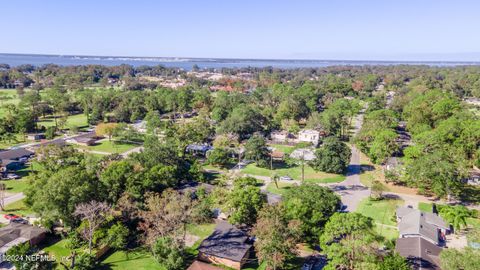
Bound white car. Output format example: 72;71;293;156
280;176;293;181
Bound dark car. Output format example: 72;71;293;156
11;218;28;224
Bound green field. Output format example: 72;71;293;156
0;199;34;216
37;113;89;130
418;202;433;212
0;179;29;193
0;89;20;116
269;143;295;154
356;198;403;226
186;223;216;239
43;239;72;263
266;182;296;195
101;250;165;270
78;140;138;154
241;163;345;183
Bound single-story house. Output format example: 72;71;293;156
395;237;442;270
198;221;252;270
0;223;48;263
289;148;316;161
187;260;224;270
0;148;34;172
186;144;213;157
397;207;449;245
26;133;45;141
68;131;100;146
270;150;285;161
297;129;321;146
270;130;295;143
384;157;403;172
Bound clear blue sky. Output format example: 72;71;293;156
2;0;480;61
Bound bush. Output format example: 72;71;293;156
152;237;184;270
45;126;56;139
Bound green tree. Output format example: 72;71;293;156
253;204;299;270
438;205;470;232
152;237;184;270
228;185;266;226
311;137;351;174
283;184;340;243
320;213;380;270
104;222;129;250
206;147;231;168
378;253;410;270
244;135;271;168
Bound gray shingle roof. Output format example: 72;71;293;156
397;207;448;244
198;221;251;262
0;223;47;248
396;237;442;270
0;148;33;161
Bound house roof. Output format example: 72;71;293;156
395;237;442;270
198;221;251;262
175;182;215;194
0;148;34;161
289;148;316;161
186;144;212;152
270;151;285;159
187;260;223;270
0;223;47;248
397;207;448;244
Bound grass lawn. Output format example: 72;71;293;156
0;89;20;116
418;202;433;213
37;114;89;130
374;224;399;241
186;223;216;239
266;182;296;195
0;199;34;216
42;238;72;264
356;198;403;226
242;163;345;183
82;140;138;154
269;144;295;154
0;179;29;193
101;249;165;270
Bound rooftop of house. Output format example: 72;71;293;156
298;129;320;135
186;144;213;152
0;148;34;161
198;221;251;263
397;207;448;244
0;223;47;249
289;148;316;161
175;182;215;195
395;237;442;270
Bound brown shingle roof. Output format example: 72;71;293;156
187;260;223;270
395;237;442;270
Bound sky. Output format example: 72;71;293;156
2;0;480;61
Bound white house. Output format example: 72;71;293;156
297;129;320;146
270;130;295;143
289;148;316;161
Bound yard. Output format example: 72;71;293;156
0;199;34;216
0;178;29;193
241;163;345;183
266;182;296;195
77;140;139;154
101;249;166;270
36;113;89;130
356;198;403;226
269;143;295;154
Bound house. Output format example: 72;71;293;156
395;237;442;270
396;207;449;245
0;148;34;172
198;221;252;270
0;223;48;263
68;131;100;146
297;129;321;146
289;148;316;161
384;157;403;172
26;133;45;141
270;130;295;143
186;144;213;157
270;150;285;161
131;120;147;134
465;168;480;186
176;182;215;198
187;260;223;270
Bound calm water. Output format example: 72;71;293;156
1;53;479;70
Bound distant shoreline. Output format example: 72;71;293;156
1;53;480;69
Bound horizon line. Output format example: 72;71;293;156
2;52;480;64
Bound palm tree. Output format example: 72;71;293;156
439;205;470;232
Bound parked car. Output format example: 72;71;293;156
6;173;20;180
280;175;293;181
11;218;28;224
4;214;20;220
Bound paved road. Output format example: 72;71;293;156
4;192;25;206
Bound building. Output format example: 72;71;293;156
67;131;100;146
26;133;45;141
270;130;295;144
289;148;316;161
0;148;34;172
297;129;321;146
396;207;449;245
0;223;48;263
187;260;223;270
465;168;480;186
395;237;442;270
186;144;213;157
198;221;252;270
270;150;285;161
